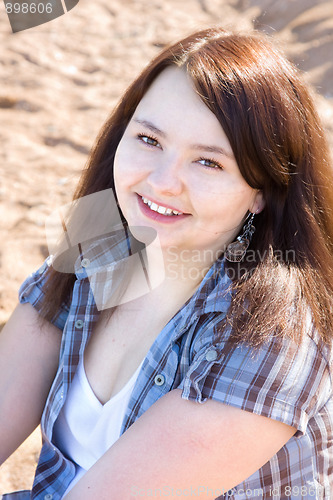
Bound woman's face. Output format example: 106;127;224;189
114;67;264;260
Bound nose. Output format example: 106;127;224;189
147;154;184;197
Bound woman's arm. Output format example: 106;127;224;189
64;388;296;499
0;302;62;465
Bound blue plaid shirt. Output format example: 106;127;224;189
11;233;333;499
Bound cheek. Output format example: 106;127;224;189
114;143;149;188
192;183;256;232
114;151;135;194
114;142;131;178
188;167;253;197
192;180;255;210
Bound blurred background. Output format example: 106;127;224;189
1;0;333;493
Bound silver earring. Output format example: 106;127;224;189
225;212;256;263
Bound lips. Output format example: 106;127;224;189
141;196;184;216
137;194;190;223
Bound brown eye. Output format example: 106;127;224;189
139;135;160;147
198;158;223;170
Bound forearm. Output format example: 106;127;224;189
0;303;62;465
0;365;47;465
63;390;296;499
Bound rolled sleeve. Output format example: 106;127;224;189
180;322;331;436
19;256;69;330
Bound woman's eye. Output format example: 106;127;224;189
198;158;223;170
138;134;160;147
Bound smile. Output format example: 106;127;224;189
141;196;184;216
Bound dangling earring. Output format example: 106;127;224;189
225;212;256;263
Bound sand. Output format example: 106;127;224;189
1;0;332;493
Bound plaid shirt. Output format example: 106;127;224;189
12;233;333;500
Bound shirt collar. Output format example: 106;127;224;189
74;228;144;279
74;232;233;320
176;257;232;321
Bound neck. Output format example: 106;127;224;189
110;232;222;310
144;243;220;298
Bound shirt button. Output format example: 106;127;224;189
44;494;53;500
38;262;47;274
154;374;165;386
205;349;218;362
75;319;84;329
81;258;90;268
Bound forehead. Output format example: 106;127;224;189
132;66;231;150
135;66;209;115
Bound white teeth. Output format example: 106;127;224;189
141;196;183;216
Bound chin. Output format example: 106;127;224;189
127;225;160;245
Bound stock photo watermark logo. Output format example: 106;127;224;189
4;0;79;33
45;189;165;311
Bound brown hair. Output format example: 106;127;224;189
40;27;333;345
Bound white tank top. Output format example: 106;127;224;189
52;356;143;497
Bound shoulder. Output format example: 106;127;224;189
181;311;332;435
19;256;70;330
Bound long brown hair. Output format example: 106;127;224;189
40;27;333;345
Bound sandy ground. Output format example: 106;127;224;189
1;0;333;493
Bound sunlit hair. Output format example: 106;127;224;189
41;27;333;345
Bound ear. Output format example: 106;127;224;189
250;190;265;214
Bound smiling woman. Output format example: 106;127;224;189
1;27;333;500
113;66;263;259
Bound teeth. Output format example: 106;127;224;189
141;196;183;216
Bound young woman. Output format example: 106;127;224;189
1;27;332;500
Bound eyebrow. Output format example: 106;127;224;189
133;118;235;160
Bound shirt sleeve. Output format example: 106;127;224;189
18;256;70;330
180;319;332;437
